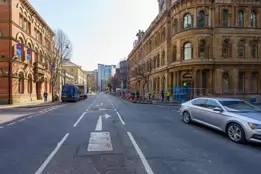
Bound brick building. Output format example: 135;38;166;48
0;0;55;104
128;0;261;100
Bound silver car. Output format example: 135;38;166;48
180;98;261;144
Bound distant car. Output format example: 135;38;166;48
180;98;261;144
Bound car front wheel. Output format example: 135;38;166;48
227;123;246;144
183;112;191;124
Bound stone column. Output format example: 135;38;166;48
177;71;180;87
194;8;197;28
215;69;222;94
173;71;176;89
208;8;212;27
165;72;168;91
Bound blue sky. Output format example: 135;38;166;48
29;0;158;71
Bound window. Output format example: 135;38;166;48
222;39;232;58
250;12;257;28
252;72;258;93
193;99;207;107
222;9;228;27
19;15;23;28
223;72;230;93
238;11;244;27
184;14;192;30
199;40;207;58
252;40;258;59
198;11;205;28
23;19;27;31
239;72;246;92
173;19;178;33
219;100;261;112
0;30;3;37
172;45;177;62
18;72;24;94
206;100;221;109
238;40;245;58
184;42;193;60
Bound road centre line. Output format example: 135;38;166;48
127;132;154;174
73;112;86;127
35;133;69;174
116;112;125;125
108;99;115;108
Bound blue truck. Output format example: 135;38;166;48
61;85;81;102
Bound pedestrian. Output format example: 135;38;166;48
56;91;60;101
148;91;151;100
43;91;48;103
152;91;155;100
167;89;171;103
161;89;164;102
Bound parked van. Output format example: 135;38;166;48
61;85;81;102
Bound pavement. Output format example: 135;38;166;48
0;93;261;174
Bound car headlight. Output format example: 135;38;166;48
248;123;261;129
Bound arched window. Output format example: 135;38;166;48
250;12;257;28
222;39;232;58
172;45;177;62
252;40;258;59
222;9;228;27
223;72;230;93
199;40;207;58
157;54;160;68
238;11;244;27
238;40;245;58
198;11;205;28
18;72;24;94
184;14;192;30
161;51;165;66
239;72;246;92
184;42;193;60
28;74;32;93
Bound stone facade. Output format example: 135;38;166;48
128;0;261;100
0;0;55;104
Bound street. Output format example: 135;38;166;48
0;94;261;174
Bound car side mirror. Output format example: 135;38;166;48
213;107;223;112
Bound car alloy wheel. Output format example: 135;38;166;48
183;112;191;124
227;123;246;144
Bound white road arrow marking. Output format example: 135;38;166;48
95;114;111;131
101;102;103;106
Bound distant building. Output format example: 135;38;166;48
98;64;116;90
62;60;87;86
86;70;98;92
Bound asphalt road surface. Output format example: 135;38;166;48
0;93;261;174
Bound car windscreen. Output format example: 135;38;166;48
219;100;261;112
62;86;74;94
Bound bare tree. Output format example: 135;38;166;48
48;29;72;101
119;59;128;89
108;74;121;92
132;57;153;101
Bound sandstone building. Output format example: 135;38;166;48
128;0;261;99
0;0;55;104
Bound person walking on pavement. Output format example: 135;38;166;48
43;91;48;103
161;89;164;102
167;89;171;103
152;91;155;100
148;91;151;100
